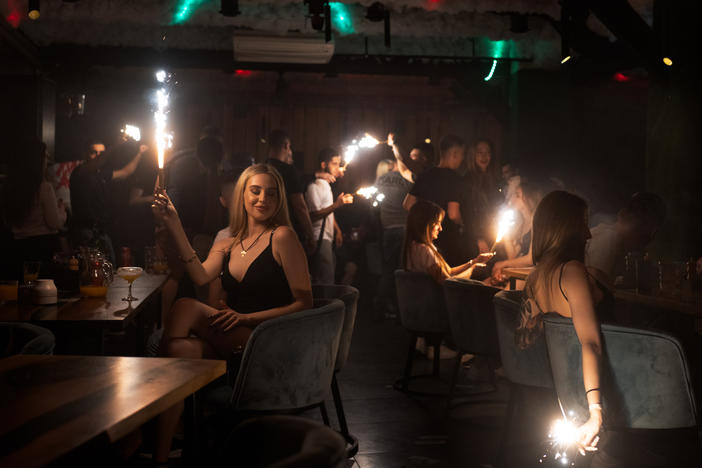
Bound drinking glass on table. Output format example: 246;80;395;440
117;266;143;301
23;261;41;284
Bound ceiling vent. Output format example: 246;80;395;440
233;34;334;64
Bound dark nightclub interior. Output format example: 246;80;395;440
0;1;700;467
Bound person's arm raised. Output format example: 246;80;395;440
402;193;417;212
562;260;603;455
113;145;148;181
152;189;225;286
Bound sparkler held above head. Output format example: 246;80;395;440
121;124;141;142
153;69;173;188
343;132;386;166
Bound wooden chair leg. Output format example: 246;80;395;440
319;401;330;426
402;334;417;391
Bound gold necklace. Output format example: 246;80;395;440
240;229;268;257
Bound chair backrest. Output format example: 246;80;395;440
231;299;345;412
312;284;360;372
493;290;553;389
543;313;698;429
443;278;501;357
394;270;449;334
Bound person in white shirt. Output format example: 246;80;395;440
305;148;353;284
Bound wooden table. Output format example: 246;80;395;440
0;274;167;353
0;354;225;468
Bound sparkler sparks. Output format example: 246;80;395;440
356;186;385;207
343;133;384;165
121;124;141;142
490;208;517;252
153;70;173;187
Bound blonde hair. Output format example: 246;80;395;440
227;164;291;244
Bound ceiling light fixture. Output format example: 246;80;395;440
28;0;40;20
662;57;673;66
484;60;498;81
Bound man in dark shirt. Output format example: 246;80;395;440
403;134;466;265
70;139;147;262
265;129;315;253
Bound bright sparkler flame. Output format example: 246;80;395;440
153;71;172;170
549;418;577;448
356;186;378;199
358;133;380;148
122;124;141;141
494;208;516;244
344;144;359;165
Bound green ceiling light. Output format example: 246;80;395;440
483;40;507;81
330;2;355;35
484;60;498;81
172;0;205;24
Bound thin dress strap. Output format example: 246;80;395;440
558;263;568;301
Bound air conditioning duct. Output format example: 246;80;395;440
233;34;334;64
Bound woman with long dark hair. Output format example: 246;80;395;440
2;137;66;276
516;191;612;457
463;139;503;254
403;200;493;283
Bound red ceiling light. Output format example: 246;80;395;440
7;10;21;28
234;69;252;77
613;72;632;82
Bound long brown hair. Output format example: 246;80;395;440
516;190;589;348
226;164;291;244
402;200;451;277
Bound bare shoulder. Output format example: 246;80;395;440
560;260;592;298
272;226;300;246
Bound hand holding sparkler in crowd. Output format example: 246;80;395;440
356;185;387;207
334;192;354;208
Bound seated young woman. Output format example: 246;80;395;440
515;190;611;459
404;199;494;283
151;163;312;466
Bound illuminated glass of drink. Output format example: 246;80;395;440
117;266;143;301
23;261;41;284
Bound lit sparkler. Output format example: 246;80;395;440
356;185;385;207
540;400;584;466
343;133;386;166
490;208;516;252
121;124;141;142
153;70;173;188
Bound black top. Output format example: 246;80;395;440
266;158;304;235
220;229;294;314
409;166;465;264
69;164;112;231
558;264;615;323
409;167;463;213
376;171;413;229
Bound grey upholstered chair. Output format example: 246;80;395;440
443;278;501;405
0;322;55;356
543;313;698;429
207;299;345;425
394;270;450;393
312;284;360;455
493;290;555;465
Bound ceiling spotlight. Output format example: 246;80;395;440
220;0;240;17
662;57;673;66
366;2;386;22
28;0;40;20
560;55;572;64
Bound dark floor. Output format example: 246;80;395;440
310;297;563;468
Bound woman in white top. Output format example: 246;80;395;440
403;199;493;283
2;138;66;276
